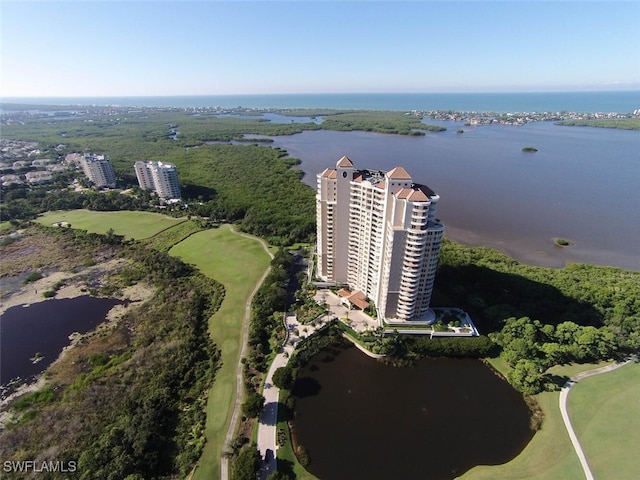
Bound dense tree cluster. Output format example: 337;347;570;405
319;111;446;135
490;316;619;394
435;240;640;348
182;145;316;245
246;248;295;373
0;186;157;221
433;240;640;394
491;317;617;367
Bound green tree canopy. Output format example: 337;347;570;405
241;392;265;418
231;445;261;480
272;366;294;390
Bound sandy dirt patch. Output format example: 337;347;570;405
0;259;126;316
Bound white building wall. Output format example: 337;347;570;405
134;161;181;199
134;161;155;190
317;157;444;322
316;171;336;280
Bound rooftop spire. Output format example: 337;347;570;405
336;155;354;168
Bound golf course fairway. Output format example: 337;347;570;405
169;225;271;479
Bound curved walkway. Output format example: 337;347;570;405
257;314;299;479
221;227;273;480
257;311;334;479
559;359;632;480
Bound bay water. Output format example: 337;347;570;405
269;121;639;270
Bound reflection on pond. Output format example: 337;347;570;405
292;343;534;480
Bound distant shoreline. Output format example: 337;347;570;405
1;90;638;114
2;101;638;130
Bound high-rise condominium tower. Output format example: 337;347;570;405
316;156;444;323
134;161;181;200
81;154;116;188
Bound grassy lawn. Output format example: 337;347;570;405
35;209;185;239
568;362;640;480
458;359;616;480
169;225;271;480
0;221;14;233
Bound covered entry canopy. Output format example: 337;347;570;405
337;288;369;310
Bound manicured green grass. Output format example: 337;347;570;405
459;360;614;480
169;225;271;480
35;209;185;239
568;362;640;480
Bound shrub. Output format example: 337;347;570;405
23;271;43;284
296;445;311;467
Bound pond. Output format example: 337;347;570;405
292;343;534;480
0;296;123;395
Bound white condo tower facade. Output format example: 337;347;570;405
134;161;181;200
316;156;444;323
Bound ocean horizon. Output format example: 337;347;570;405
2;91;639;114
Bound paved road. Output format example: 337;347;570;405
255;289;378;477
559;359;633;480
256;314;297;479
256;311;334;479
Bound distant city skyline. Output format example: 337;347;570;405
1;1;639;98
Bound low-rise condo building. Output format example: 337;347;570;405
134;161;181;200
316;156;444;323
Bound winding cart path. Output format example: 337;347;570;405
559;359;632;480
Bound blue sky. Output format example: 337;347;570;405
1;1;639;97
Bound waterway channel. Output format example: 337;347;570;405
292;343;534;480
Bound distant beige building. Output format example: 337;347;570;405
316;156;444;323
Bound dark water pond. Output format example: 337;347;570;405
0;296;122;388
292;344;534;480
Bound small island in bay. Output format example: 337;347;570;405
553;237;574;247
522;146;538;152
